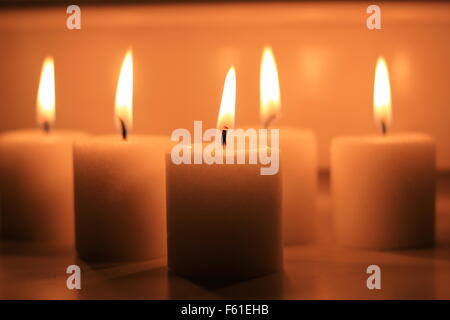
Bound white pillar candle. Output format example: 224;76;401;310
166;146;282;280
0;130;84;247
331;57;436;249
0;57;84;248
166;67;282;280
74;49;168;262
74;135;168;262
260;47;317;245
331;134;435;249
279;127;317;245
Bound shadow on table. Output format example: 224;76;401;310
71;256;169;299
72;253;287;299
393;244;450;263
167;271;286;300
0;240;72;257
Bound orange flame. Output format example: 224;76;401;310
260;46;280;128
115;49;133;136
373;56;392;134
36;57;55;131
217;67;236;130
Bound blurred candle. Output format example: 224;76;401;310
260;46;317;245
331;57;435;249
166;67;282;280
0;57;85;248
74;49;168;262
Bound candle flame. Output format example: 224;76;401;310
115;49;133;135
217;66;236;130
260;46;280;128
373;56;392;134
36;57;55;131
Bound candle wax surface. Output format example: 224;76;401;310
242;125;318;245
74;134;169;262
278;127;317;245
331;132;436;250
166;142;283;280
0;129;85;248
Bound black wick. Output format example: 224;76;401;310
221;126;228;145
42;121;50;134
119;118;128;140
381;120;387;136
263;113;277;129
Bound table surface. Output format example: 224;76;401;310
1;173;449;300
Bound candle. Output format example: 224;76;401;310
166;67;282;280
260;46;317;245
0;57;84;248
331;57;436;249
74;49;168;262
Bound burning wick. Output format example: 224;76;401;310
221;126;228;145
380;121;388;136
119;118;127;140
263;114;277;129
42;121;51;134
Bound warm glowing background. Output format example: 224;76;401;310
0;2;449;170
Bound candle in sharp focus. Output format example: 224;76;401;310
166;67;282;280
331;57;436;249
260;46;317;245
0;57;85;248
74;49;168;262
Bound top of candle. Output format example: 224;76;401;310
333;133;434;146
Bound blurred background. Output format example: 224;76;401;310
0;1;449;170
